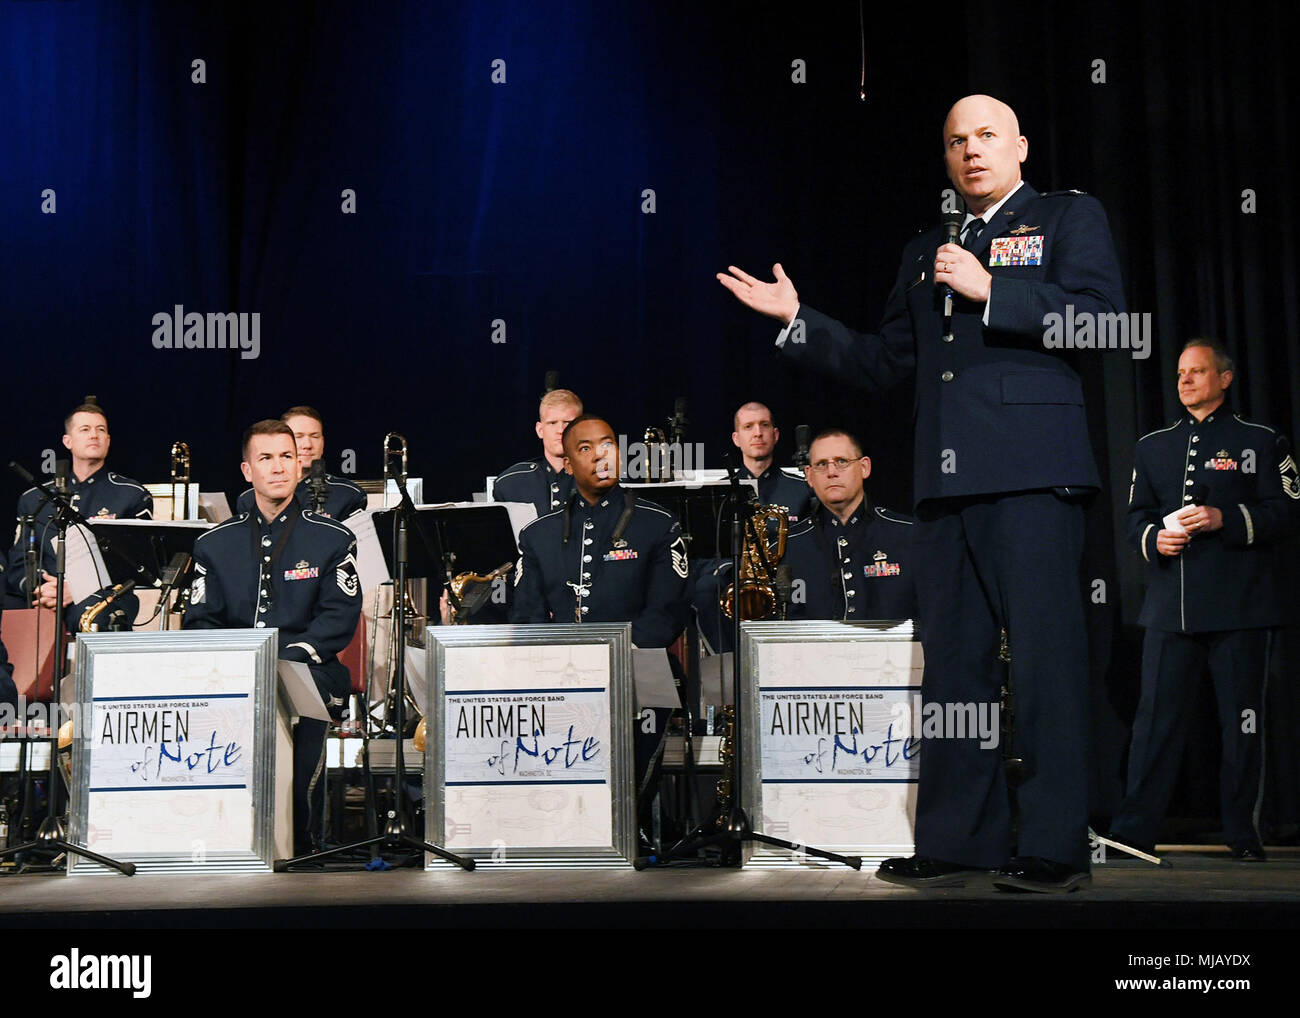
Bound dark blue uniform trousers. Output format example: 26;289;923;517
1111;627;1269;850
912;491;1089;871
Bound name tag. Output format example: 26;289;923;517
989;235;1044;267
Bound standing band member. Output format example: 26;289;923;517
1107;340;1298;862
492;389;583;516
235;406;366;521
186;420;363;855
720;94;1126;892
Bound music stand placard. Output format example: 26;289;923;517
424;624;635;869
740;621;923;866
67;630;290;874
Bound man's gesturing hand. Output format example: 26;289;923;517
935;244;992;303
717;263;799;325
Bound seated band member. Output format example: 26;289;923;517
235;406;366;521
8;400;151;630
492;389;582;516
186;420;363;854
732;401;812;520
783;429;916;622
510;415;691;844
694;401;814;652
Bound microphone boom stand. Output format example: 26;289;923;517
275;461;473;872
0;467;135;875
639;457;860;870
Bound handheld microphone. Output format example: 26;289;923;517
940;210;964;340
794;425;812;469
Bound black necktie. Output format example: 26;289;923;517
963;217;986;250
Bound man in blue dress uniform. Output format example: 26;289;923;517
511;415;691;842
491;389;583;517
719;94;1126;891
1107;340;1298;862
186;420;363;854
8;400;151;631
234;406;366;521
783;430;916;623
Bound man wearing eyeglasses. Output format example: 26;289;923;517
185;420;363;855
782;430;916;623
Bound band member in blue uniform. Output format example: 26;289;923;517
1107;341;1298;862
694;401;814;652
491;389;582;516
8;400;151;631
186;420;363;854
783;430;916;622
511;415;691;842
720;95;1126;892
732;401;813;521
234;406;366;521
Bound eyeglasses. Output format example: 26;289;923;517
809;458;858;474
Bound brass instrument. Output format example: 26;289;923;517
714;501;789;830
720;505;790;621
79;582;134;632
447;561;514;624
384;431;408;504
170;441;191;520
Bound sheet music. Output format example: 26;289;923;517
60;523;112;602
343;510;391;590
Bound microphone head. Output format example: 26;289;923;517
941;210;964;242
794;424;812;467
673;396;689;423
54;459;71;492
543;370;559;394
310;459;326;480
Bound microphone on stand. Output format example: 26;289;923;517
542;370;560;397
308;459;328;514
794;425;812;469
54;459;71;497
775;565;793;620
939;210;964;342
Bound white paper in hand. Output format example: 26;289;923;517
1162;508;1189;535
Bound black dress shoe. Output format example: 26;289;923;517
1229;843;1267;862
876;855;989;888
992;855;1091;893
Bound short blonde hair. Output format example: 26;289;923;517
539;389;582;418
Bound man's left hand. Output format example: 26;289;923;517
935;243;992;303
1176;504;1223;535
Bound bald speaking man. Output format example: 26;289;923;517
719;95;1126;892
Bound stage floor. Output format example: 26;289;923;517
2;847;1298;928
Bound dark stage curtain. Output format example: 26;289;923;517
2;0;1296;839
